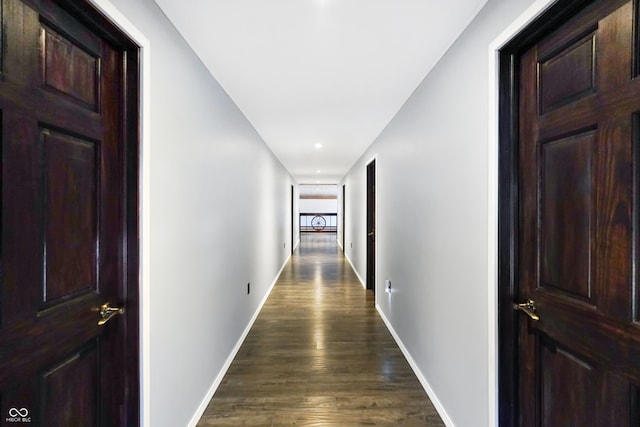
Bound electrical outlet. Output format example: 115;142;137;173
385;280;392;293
247;282;250;295
350;242;353;248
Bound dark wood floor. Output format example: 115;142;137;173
197;233;445;426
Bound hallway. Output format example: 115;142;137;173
197;233;445;426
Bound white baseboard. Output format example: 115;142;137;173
376;304;455;427
337;238;343;251
186;253;292;427
293;238;300;251
344;252;365;289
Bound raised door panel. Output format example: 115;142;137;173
43;129;98;304
540;341;595;427
41;25;100;110
540;131;594;303
41;341;99;426
539;32;596;114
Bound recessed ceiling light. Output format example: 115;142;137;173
316;170;321;174
315;143;323;149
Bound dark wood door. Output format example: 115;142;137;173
0;0;139;425
366;160;375;292
291;184;295;254
342;184;346;251
517;0;640;425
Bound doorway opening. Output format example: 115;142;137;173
342;184;346;251
298;184;338;233
366;159;376;293
291;184;295;253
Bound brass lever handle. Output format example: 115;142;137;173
513;299;539;321
97;303;125;326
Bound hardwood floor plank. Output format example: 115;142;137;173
197;233;445;426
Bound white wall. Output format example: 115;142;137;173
339;0;537;425
299;198;337;213
103;1;297;426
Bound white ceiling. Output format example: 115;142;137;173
153;0;487;184
299;184;338;198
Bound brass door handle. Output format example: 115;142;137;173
97;303;125;326
513;299;539;321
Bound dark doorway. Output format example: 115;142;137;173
291;184;295;254
366;160;376;293
342;184;346;251
0;0;140;424
499;0;640;425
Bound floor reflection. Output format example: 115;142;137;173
197;232;445;426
